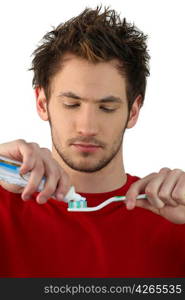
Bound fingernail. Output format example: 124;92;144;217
22;195;30;201
19;167;26;175
38;196;47;204
126;202;134;210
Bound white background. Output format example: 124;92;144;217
0;0;184;177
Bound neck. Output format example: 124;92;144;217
52;147;126;193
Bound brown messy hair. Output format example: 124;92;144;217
30;6;150;110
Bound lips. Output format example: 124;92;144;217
73;143;100;147
71;143;101;153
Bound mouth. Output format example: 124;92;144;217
71;143;102;153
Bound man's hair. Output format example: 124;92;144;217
30;6;150;110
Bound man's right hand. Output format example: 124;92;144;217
0;139;71;204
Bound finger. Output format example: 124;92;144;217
36;160;63;203
0;139;36;173
158;168;182;206
40;150;71;202
144;170;171;209
125;173;157;209
19;155;36;175
55;171;71;202
0;139;27;160
54;178;65;201
171;172;185;205
19;142;40;174
21;160;45;200
36;181;59;204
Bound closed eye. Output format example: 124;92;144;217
63;103;117;112
63;103;80;108
100;106;117;112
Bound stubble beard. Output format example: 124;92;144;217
47;109;129;173
52;132;124;173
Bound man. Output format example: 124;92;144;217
0;6;185;277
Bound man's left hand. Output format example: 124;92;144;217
125;168;185;224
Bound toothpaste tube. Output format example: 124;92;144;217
0;155;45;191
0;156;86;202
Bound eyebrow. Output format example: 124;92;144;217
57;91;123;103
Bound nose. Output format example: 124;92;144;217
76;104;99;136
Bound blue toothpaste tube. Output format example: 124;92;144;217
0;155;45;191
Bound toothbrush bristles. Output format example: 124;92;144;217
68;200;87;209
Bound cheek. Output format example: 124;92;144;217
51;112;74;139
105;121;124;141
110;113;127;132
49;105;68;126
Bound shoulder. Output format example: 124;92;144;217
126;173;140;185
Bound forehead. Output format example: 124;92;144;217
51;53;127;100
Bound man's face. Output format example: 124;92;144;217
46;54;129;173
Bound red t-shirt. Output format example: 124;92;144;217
0;173;185;278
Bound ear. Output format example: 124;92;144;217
35;87;49;121
126;95;142;129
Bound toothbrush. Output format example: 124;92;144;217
67;194;147;212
